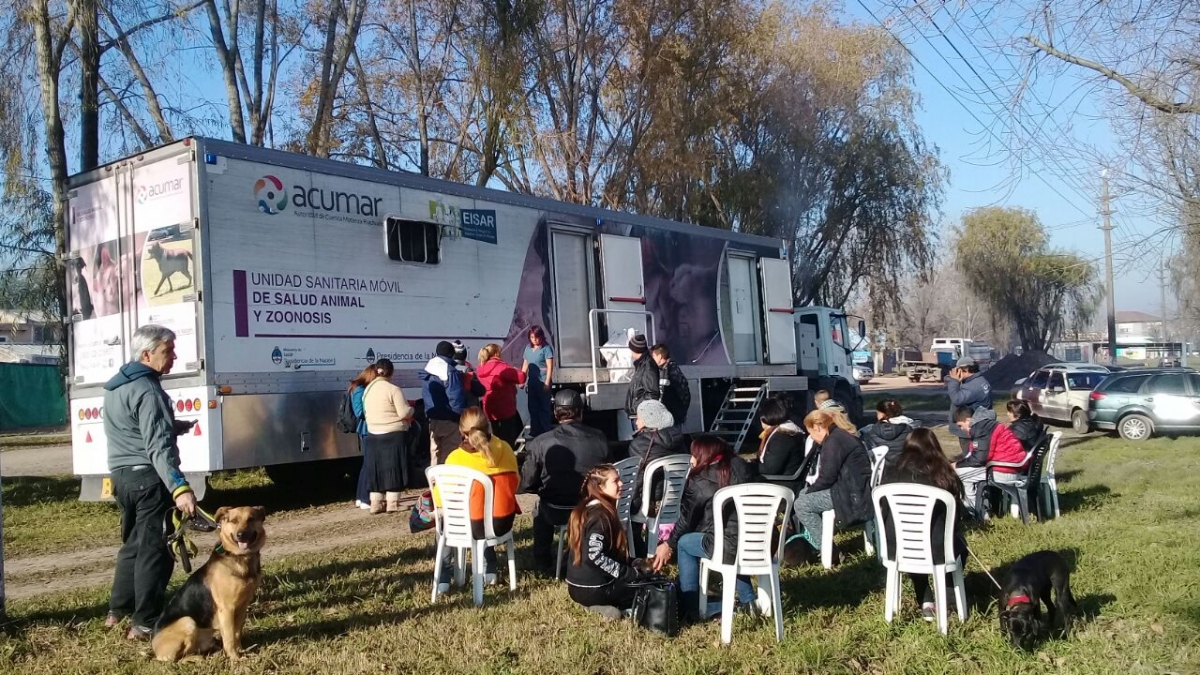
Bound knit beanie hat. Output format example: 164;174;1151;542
637;399;675;430
451;340;468;362
628;333;649;354
435;341;455;358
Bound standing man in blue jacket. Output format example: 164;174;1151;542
946;357;993;446
421;340;485;464
103;325;197;640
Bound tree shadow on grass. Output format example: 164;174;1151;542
1056;484;1115;515
1;475;81;507
1054;469;1081;484
781;552;887;613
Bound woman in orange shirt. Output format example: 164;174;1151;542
436;407;519;592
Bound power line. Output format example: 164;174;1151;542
894;3;1100;217
850;0;1096;219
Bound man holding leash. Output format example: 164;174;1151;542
103;325;197;640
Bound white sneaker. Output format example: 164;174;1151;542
358;502;370;510
354;500;364;507
436;582;450;596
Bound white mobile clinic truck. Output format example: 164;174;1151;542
66;138;863;499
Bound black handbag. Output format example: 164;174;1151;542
629;577;680;637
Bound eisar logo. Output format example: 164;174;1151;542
271;346;283;365
255;175;287;215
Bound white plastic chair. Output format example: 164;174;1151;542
869;445;889;488
426;465;518;606
613;455;642;544
871;483;967;635
699;484;794;644
631;454;691;550
1040;432;1063;519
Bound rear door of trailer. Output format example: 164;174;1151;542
68;142;218;497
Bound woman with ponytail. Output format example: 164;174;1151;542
433;407;520;590
565;465;651;617
476;343;527;448
651;435;754;622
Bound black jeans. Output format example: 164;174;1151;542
568;582;638;611
532;501;572;568
109;466;175;628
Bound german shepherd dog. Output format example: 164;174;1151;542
147;242;193;296
999;550;1077;650
152;507;267;661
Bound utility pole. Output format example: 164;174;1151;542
1160;258;1170;363
1100;169;1117;365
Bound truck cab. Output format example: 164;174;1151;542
795;307;864;419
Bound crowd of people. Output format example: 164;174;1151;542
102;324;1045;639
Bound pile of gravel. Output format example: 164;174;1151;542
983;351;1057;392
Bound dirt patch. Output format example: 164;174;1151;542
983;351;1057;392
4;492;538;601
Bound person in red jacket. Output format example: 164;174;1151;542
951;406;1029;517
476;344;527;449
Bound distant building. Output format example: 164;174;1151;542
0;310;62;364
1115;310;1165;340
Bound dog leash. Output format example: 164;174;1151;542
967;546;1005;592
163;505;219;574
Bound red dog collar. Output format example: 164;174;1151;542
1006;594;1033;608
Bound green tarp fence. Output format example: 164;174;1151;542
0;363;67;431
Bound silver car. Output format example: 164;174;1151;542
1014;364;1111;433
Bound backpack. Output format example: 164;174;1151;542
336;390;360;434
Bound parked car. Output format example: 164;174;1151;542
147;224;184;242
1013;363;1111;433
853;363;873;385
1088;368;1200;441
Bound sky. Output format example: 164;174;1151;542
849;0;1167;316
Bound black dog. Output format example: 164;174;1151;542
999;550;1077;650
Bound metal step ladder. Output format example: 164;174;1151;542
709;378;769;452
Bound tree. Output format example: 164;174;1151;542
955;207;1099;352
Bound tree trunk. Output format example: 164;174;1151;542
79;0;99;169
204;0;247;143
29;0;69;324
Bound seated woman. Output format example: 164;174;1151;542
860;398;917;465
753;397;806;492
434;407;519;592
791;410;872;558
1006;399;1045;452
879;428;967;622
652;435;754;622
566;464;650;619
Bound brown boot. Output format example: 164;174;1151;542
386;491;402;513
369;492;386;514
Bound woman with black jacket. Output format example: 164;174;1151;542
792;409;872;556
859;399;917;465
753;398;806;492
879;428;967;622
1006;399;1045;451
566;464;650;618
651;435;754;622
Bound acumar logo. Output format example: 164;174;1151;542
254;175;287;215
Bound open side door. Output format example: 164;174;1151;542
759;257;796;364
598;234;647;344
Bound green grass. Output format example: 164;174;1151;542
0;469;288;558
2;435;1197;673
0;431;71;448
